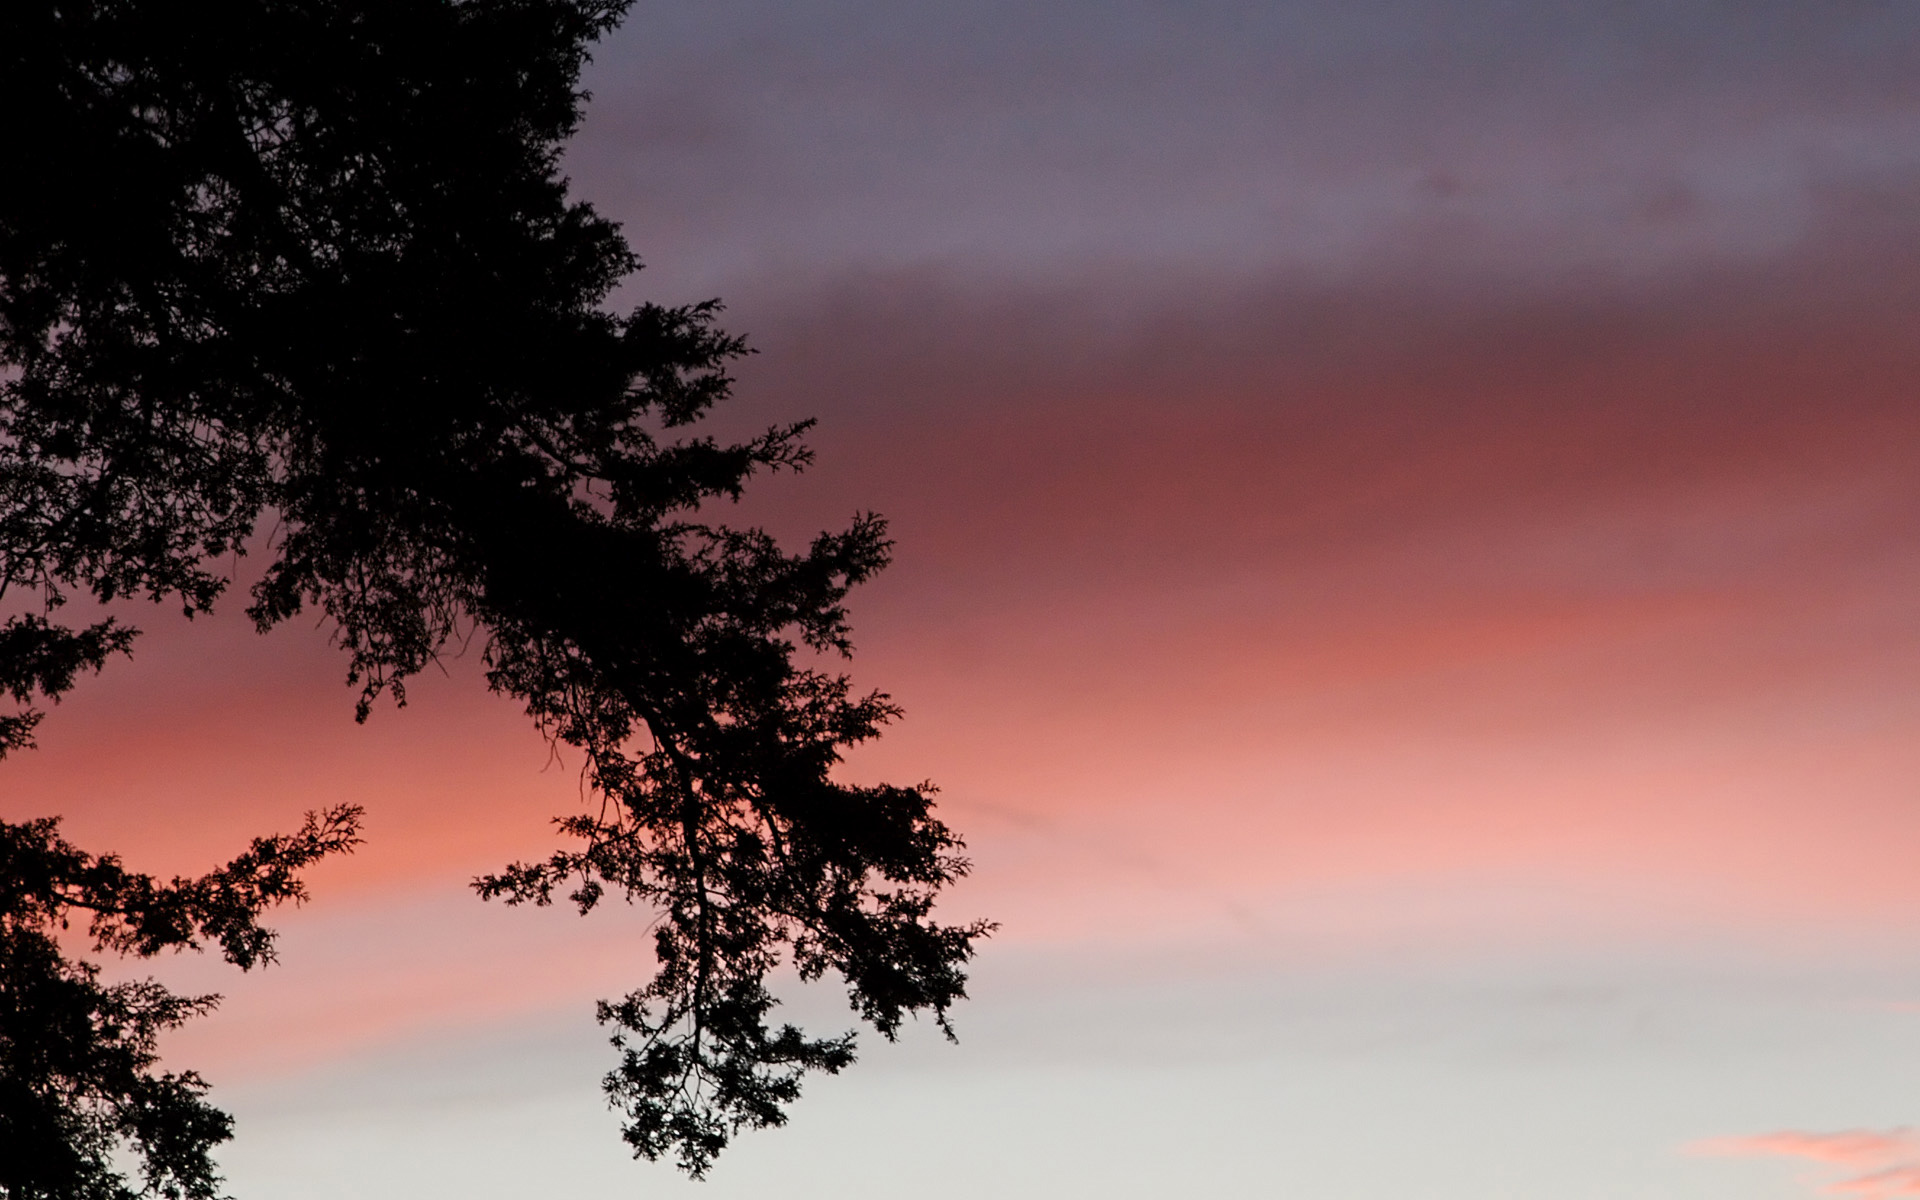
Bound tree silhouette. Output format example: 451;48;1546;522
1;0;988;1185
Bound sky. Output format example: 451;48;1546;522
11;1;1920;1196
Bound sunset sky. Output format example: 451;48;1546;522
14;2;1920;1196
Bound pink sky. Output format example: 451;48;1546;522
8;3;1920;1196
24;240;1920;1065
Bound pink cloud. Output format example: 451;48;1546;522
1690;1130;1920;1200
1689;1130;1920;1168
1828;1167;1920;1198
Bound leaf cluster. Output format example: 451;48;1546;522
0;806;362;1199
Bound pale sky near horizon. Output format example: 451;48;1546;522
14;2;1920;1196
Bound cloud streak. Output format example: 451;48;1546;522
1831;1169;1920;1199
1691;1129;1920;1167
1691;1129;1920;1197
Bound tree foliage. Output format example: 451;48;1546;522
0;807;362;1199
0;0;988;1179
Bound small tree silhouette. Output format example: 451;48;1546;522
0;807;362;1199
0;0;989;1185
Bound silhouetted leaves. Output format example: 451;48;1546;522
0;616;136;758
2;0;987;1178
0;807;362;1199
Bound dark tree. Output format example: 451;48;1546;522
0;806;362;1199
0;0;988;1182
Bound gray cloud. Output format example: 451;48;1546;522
568;0;1920;293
